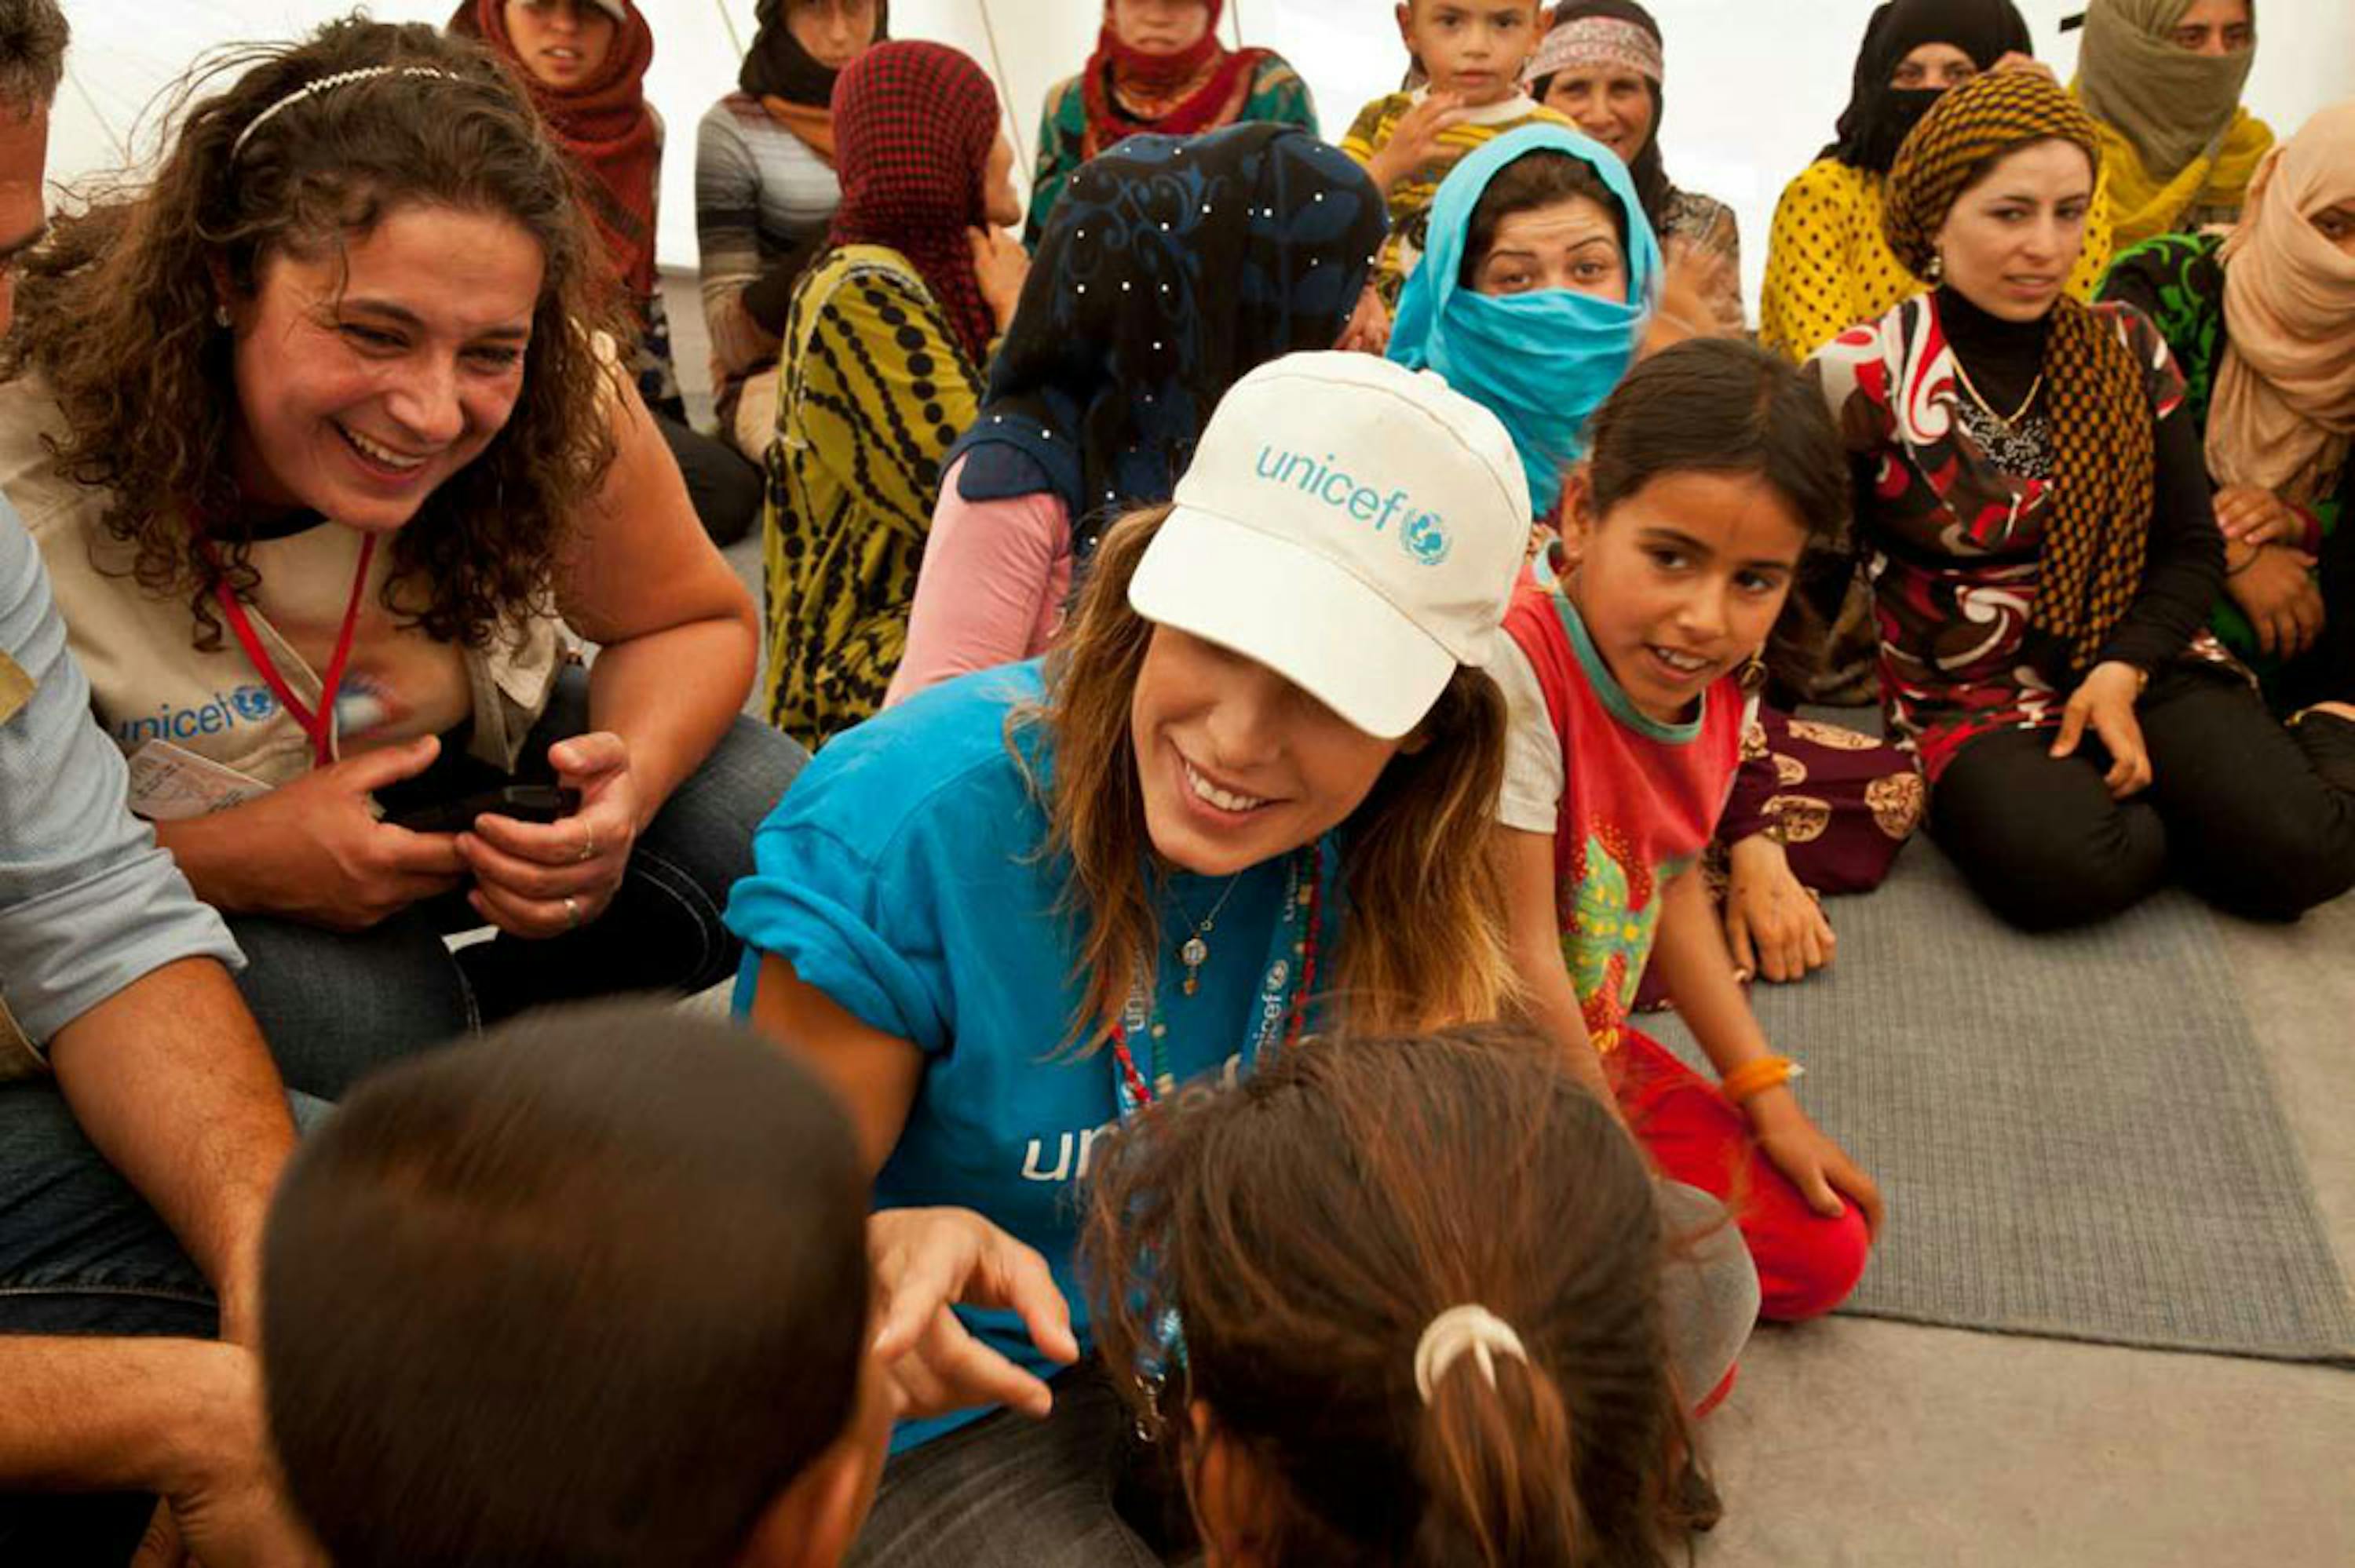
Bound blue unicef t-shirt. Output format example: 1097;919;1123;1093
725;662;1306;1452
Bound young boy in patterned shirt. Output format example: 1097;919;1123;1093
1342;1;1573;312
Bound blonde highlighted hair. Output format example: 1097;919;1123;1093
1016;507;1518;1052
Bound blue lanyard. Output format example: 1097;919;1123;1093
1109;844;1324;1121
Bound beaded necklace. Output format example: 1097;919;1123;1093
1108;845;1324;1116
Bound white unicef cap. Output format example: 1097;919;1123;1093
1129;352;1532;740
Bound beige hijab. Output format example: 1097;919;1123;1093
2207;100;2355;506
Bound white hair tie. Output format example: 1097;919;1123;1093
231;66;461;162
1412;1304;1528;1403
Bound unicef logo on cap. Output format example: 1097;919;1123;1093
1252;443;1455;569
1401;509;1451;567
230;685;278;722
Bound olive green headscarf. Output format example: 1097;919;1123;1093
2076;0;2255;180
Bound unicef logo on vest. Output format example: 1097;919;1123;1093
114;685;282;749
1253;445;1455;569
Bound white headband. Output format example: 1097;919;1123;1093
231;66;461;162
1412;1304;1529;1402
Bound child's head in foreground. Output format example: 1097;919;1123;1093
1084;1024;1692;1566
261;1003;885;1568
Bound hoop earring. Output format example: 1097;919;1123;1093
214;304;232;330
1924;252;1945;284
1736;652;1769;695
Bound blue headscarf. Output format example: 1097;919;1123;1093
945;123;1384;560
1387;125;1660;520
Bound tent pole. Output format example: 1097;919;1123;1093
975;0;1030;175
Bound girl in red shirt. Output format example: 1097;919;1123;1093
1495;338;1883;1323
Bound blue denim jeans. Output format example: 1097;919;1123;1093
848;1363;1167;1568
232;667;807;1098
0;1086;330;1563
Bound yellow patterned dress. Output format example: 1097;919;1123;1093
764;244;984;748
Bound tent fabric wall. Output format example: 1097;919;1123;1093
47;2;2355;311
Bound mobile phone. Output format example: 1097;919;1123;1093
389;784;581;836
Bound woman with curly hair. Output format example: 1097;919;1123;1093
0;17;797;1096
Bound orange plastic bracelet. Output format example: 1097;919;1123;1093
1720;1055;1803;1104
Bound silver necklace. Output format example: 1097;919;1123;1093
1172;874;1243;998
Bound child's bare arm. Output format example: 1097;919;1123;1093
1493;826;1616;1106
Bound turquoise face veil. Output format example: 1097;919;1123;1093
1387;125;1663;520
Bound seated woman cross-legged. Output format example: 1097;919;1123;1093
729;352;1759;1566
0;20;798;1098
1807;71;2355;932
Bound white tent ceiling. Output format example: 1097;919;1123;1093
49;2;2355;308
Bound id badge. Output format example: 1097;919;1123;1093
126;739;272;820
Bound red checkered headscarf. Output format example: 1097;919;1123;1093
828;41;1002;361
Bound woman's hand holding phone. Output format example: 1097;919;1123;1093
454;731;644;939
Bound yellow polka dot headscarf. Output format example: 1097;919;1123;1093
1885;70;2156;677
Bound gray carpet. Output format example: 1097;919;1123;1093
1645;839;2355;1363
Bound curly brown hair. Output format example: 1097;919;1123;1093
4;14;625;651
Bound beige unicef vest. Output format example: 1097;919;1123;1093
0;377;564;797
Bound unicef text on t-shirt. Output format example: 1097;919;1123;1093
112;685;281;749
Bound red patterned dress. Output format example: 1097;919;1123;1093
1808;292;2233;782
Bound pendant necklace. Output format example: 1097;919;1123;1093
1171;873;1243;998
1951;356;2043;428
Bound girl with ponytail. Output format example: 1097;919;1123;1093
1084;1026;1699;1566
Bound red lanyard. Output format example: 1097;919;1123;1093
206;532;379;770
1108;851;1324;1113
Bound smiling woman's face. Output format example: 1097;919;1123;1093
225;203;543;532
1129;626;1406;876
